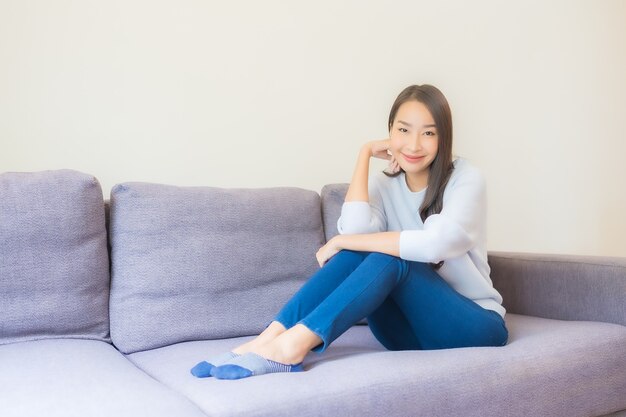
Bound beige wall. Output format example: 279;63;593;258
1;0;624;257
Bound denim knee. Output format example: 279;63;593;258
335;249;369;260
364;252;400;262
364;252;409;273
325;249;368;267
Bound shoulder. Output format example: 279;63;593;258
446;157;487;192
450;157;485;181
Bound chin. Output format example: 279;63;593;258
404;169;428;176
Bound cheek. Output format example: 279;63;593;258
427;138;439;153
388;137;401;154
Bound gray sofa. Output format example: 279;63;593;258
1;169;625;417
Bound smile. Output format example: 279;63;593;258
402;153;425;163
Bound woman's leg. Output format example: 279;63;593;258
298;252;507;353
209;251;410;379
209;253;507;379
366;296;423;351
272;249;370;329
232;249;369;353
297;251;415;353
378;261;508;350
191;249;371;377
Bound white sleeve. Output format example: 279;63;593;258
336;174;387;234
398;168;487;263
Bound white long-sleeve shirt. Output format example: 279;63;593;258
337;157;506;318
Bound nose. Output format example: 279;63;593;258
406;134;423;152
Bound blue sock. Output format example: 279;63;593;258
191;351;241;378
211;352;304;380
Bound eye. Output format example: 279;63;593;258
424;131;436;136
398;128;408;133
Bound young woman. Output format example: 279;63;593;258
191;84;508;380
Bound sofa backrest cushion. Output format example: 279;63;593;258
0;169;110;345
320;183;349;242
488;251;626;326
108;182;324;354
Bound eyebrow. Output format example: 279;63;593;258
397;120;436;129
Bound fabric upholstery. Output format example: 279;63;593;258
320;183;346;242
127;314;626;417
3;175;624;417
108;182;325;354
0;169;110;345
488;251;626;326
0;339;205;417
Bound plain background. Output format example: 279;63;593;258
1;0;624;257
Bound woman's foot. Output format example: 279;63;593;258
190;351;240;377
190;322;289;378
211;338;305;380
231;339;269;355
231;320;288;355
211;324;322;380
237;336;305;366
233;323;321;366
211;351;304;379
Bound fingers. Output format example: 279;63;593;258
385;155;400;174
316;248;326;268
373;147;391;160
370;140;393;160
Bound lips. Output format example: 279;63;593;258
402;153;425;163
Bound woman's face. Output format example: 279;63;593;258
389;100;439;177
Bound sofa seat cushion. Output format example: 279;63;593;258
0;339;207;417
126;314;626;417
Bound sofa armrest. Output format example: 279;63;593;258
488;251;626;326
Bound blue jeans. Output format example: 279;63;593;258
271;250;508;352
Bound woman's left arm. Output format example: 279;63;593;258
316;232;400;267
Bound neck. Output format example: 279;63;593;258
405;170;429;192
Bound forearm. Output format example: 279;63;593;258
335;232;401;257
345;146;371;202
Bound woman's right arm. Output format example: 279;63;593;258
345;140;393;202
344;145;373;202
337;140;392;234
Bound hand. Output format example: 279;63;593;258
367;139;400;174
384;154;401;175
365;139;393;161
316;236;342;267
